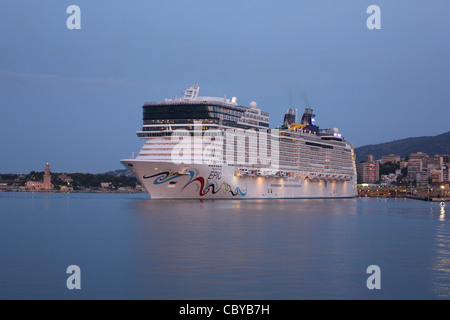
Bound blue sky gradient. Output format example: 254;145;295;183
1;0;449;173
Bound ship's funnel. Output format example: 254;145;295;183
300;108;315;126
283;109;296;126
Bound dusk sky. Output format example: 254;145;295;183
1;0;449;173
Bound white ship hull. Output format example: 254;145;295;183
121;159;358;199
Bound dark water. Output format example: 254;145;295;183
0;192;449;300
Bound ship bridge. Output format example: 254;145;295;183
137;84;270;138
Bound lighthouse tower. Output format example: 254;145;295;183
43;163;52;190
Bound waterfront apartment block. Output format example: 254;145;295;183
356;155;380;184
407;152;429;180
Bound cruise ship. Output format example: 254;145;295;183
121;84;358;199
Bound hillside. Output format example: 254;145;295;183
104;169;136;177
354;131;450;162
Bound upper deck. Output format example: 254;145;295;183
137;84;349;146
138;84;270;138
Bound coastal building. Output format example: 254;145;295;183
407;152;429;180
400;161;408;169
381;173;398;185
357;155;380;184
443;165;450;182
25;163;53;191
416;172;429;189
381;154;401;164
441;182;450;198
440;155;450;164
58;173;73;184
101;182;113;189
366;154;375;163
431;171;443;184
356;152;448;187
380;169;403;185
43;163;51;190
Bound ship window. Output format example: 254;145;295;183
143;104;222;121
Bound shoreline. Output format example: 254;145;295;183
359;194;448;202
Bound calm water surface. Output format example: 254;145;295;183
0;192;449;300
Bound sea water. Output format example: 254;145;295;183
0;192;449;300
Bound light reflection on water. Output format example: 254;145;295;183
430;205;450;298
0;193;449;299
440;205;446;222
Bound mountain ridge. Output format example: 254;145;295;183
354;131;450;162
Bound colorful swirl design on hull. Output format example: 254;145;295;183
181;176;247;197
143;171;247;197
